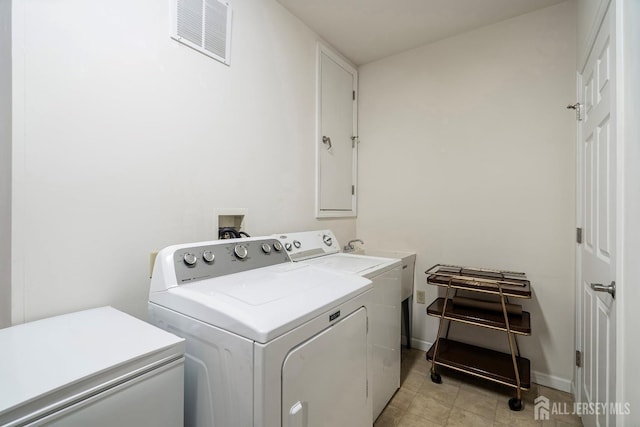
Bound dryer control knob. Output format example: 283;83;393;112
322;234;333;246
273;241;283;252
202;250;215;263
183;253;197;266
261;243;272;254
293;240;301;248
234;244;248;259
285;243;292;251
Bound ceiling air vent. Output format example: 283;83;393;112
172;0;232;65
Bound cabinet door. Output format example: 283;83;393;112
316;45;357;217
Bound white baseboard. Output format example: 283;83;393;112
405;338;573;393
532;371;572;393
409;337;432;352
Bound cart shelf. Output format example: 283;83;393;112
426;265;531;298
426;298;531;335
426;338;531;389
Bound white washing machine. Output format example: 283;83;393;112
274;230;402;420
147;236;374;427
0;307;185;427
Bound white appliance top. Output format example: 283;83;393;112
275;230;401;277
149;237;372;343
151;262;371;343
303;253;395;275
0;307;184;422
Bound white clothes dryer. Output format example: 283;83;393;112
273;230;402;420
148;236;373;427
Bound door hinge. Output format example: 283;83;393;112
351;185;355;195
576;227;583;244
352;90;355;101
576;350;582;367
351;135;358;148
566;102;582;121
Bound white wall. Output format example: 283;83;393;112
357;1;577;388
0;0;11;329
11;0;355;323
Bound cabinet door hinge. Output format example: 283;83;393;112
576;350;582;367
576;227;583;244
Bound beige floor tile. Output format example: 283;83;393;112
485;382;537;404
547;413;583;426
453;388;498;421
417;377;460;405
537;386;575;404
494;420;541;427
406;357;430;376
397;413;444;427
446;408;494;427
459;377;503;399
401;371;427;392
437;368;464;387
494;397;539;427
391;348;582;427
388;388;417;412
406;393;453;425
374;405;404;427
546;420;584;427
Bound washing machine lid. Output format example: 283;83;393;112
0;307;185;426
303;253;401;278
149;262;372;343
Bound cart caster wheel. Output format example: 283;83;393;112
508;398;523;411
430;371;442;384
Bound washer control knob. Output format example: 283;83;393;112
183;253;197;266
285;243;292;251
322;234;333;246
202;250;215;263
293;240;301;249
273;241;283;252
234;244;248;259
261;243;272;254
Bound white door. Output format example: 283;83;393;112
282;308;370;427
317;46;357;217
577;4;617;427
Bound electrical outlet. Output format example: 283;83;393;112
416;290;426;304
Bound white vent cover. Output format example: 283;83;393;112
172;0;232;65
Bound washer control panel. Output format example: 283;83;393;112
274;230;341;261
172;238;290;284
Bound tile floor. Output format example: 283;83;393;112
374;347;583;427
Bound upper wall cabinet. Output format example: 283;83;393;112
316;44;358;218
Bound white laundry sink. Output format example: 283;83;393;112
353;249;416;301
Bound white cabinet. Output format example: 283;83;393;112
316;44;358;218
369;266;401;420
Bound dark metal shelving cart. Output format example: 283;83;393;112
424;264;532;411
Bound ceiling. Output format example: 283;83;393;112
276;0;568;65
